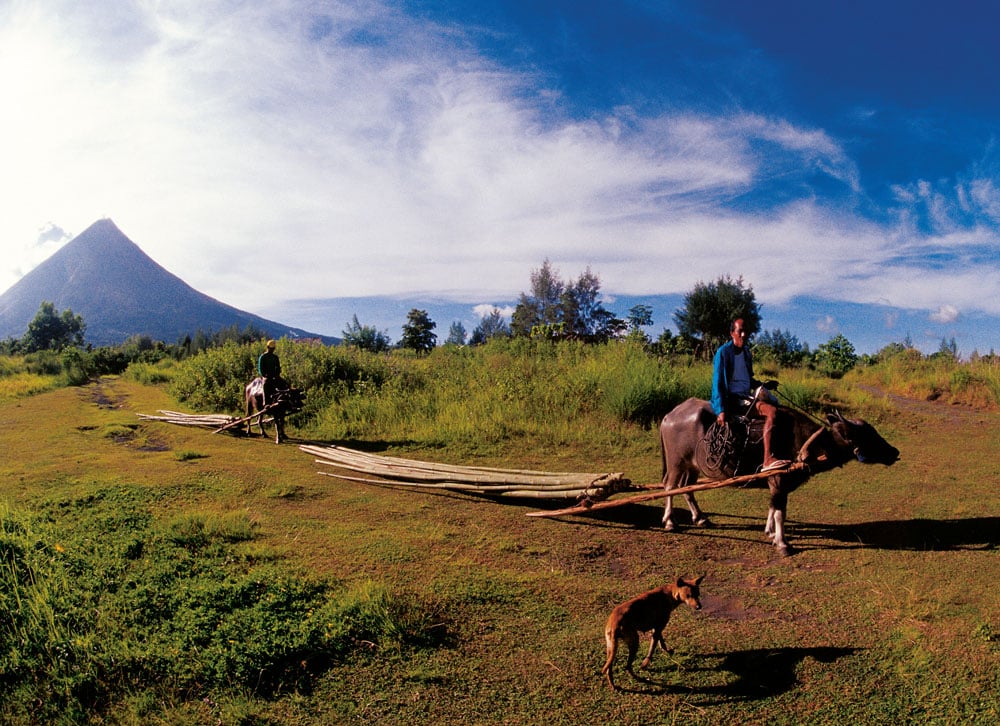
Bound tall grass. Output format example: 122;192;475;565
306;339;712;454
850;349;1000;408
123;359;176;385
169;340;390;416
165;338;875;456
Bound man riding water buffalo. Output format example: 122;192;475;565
258;339;284;404
244;339;305;444
659;317;899;554
711;318;789;473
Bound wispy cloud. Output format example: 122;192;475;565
1;0;998;339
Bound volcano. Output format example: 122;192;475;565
0;219;332;346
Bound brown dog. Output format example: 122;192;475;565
601;576;704;690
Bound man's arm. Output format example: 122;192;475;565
710;344;728;419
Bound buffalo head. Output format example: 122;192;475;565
827;411;899;465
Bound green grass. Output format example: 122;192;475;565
0;347;998;724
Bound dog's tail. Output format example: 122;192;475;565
601;619;618;686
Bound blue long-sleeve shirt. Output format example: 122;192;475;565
710;340;757;416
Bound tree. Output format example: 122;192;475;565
399;309;437;353
651;328;696;357
342;315;392;353
469;308;510;345
510;259;564;337
814;334;858;378
510;260;621;342
21;301;86;352
627;304;653;332
932;336;959;360
753;329;809;368
673;275;760;358
444;321;467;347
560;268;624;343
625;304;654;345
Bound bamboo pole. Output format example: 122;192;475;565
525;462;808;518
317;471;611;499
303;444;586;477
213;403;280;433
301;444;623;489
137;411;237;427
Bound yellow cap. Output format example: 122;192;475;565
266;339;277;349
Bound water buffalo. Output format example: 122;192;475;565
659;398;898;555
244;377;305;444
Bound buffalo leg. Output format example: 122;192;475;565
765;480;790;554
663;470;709;531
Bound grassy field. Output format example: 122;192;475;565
1;361;998;724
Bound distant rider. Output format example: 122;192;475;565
711;318;789;472
257;339;282;405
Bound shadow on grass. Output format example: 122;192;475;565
794;517;1000;551
538;504;1000;552
616;646;858;702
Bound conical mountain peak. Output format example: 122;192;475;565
0;219;330;345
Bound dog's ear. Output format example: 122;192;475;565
675;576;685;589
692;575;705;586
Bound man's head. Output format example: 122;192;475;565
266;339;277;351
730;319;749;348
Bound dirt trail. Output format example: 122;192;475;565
857;384;996;428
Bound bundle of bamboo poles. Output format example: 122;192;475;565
300;443;630;500
137;410;240;428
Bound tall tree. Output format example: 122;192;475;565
21;301;86;352
673;275;760;358
561;268;624;342
399;309;437;353
445;321;467;346
814;334;858;378
510;259;564;337
511;260;621;342
753;329;809;368
627;304;654;332
342;314;392;353
469;308;510;345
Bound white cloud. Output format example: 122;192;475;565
472;304;514;319
930;304;960;324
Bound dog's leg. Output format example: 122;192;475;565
623;631;640;680
640;629;663;669
602;631;618;690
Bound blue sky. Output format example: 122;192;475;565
1;0;998;354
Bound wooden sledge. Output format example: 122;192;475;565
212;402;281;434
525;461;808;518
